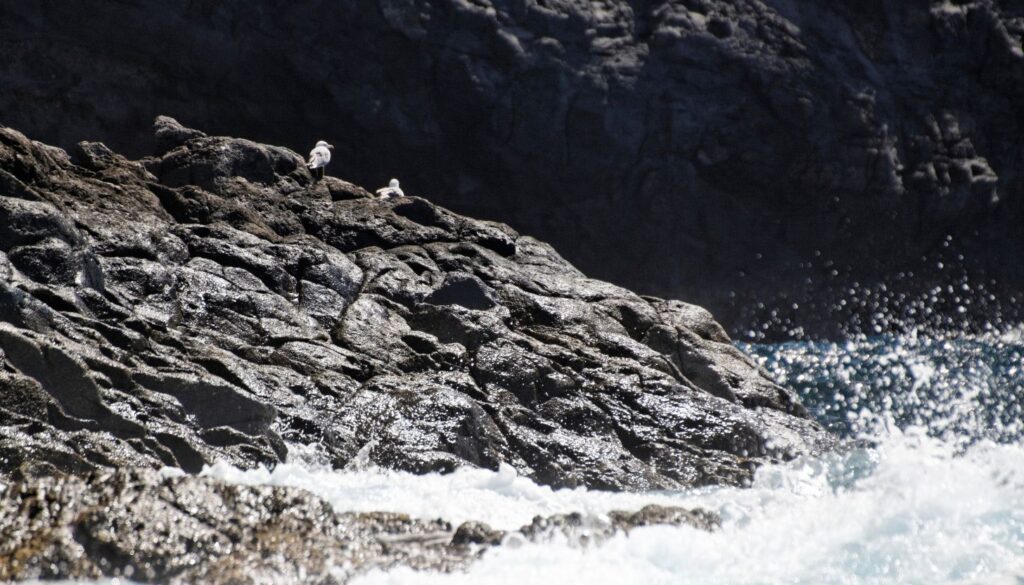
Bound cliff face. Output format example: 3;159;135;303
1;1;1022;333
0;118;832;492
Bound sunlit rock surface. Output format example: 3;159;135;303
0;117;831;492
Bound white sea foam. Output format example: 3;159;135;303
190;427;1024;585
200;459;693;530
349;434;1024;585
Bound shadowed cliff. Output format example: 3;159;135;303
2;1;1021;335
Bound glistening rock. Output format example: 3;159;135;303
0;118;833;490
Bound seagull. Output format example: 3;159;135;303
307;140;333;181
375;178;404;199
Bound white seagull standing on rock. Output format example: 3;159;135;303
307;140;333;181
375;178;404;199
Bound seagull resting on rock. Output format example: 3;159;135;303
307;140;333;181
375;178;404;199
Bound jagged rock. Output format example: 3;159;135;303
153;115;207;156
450;503;717;550
0;119;833;490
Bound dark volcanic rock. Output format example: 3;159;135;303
0;119;832;491
0;2;1022;334
0;469;716;584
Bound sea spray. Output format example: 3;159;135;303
177;331;1024;584
742;331;1024;445
344;432;1024;585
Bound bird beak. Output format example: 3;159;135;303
328;144;335;149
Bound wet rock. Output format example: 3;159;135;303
607;504;721;532
451;521;505;546
0;469;718;584
452;503;718;550
517;503;719;544
0;119;833;490
0;469;471;583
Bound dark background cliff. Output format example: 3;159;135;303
1;0;1022;337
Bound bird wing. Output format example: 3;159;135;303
307;147;330;168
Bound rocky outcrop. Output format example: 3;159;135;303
0;468;716;583
1;1;1022;333
0;118;832;491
